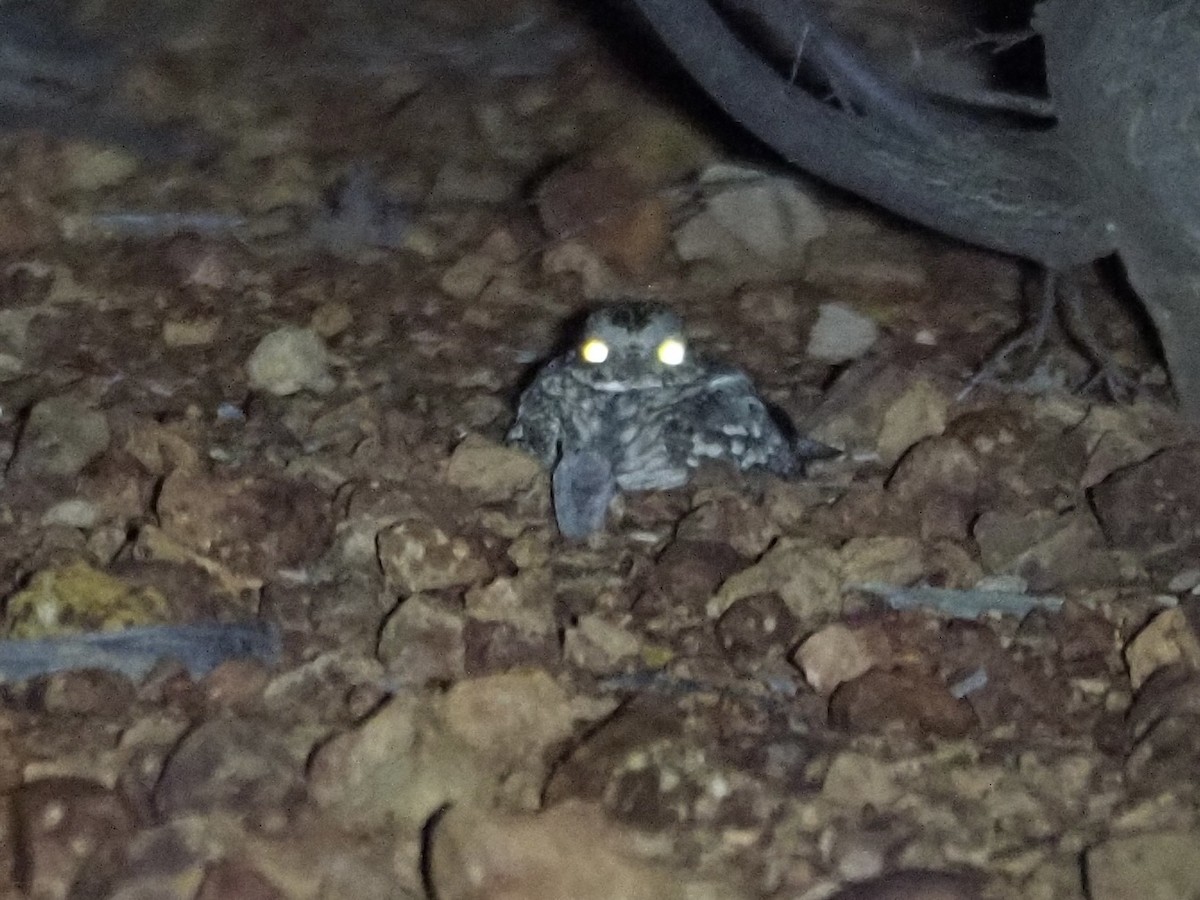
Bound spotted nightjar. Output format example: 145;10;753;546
507;301;833;536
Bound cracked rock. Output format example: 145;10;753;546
10;395;110;479
377;520;492;594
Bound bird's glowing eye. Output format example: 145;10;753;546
580;338;609;364
656;338;686;366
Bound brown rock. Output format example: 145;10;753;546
838;536;927;586
13;778;135;900
709;539;841;622
921;540;985;589
1128;665;1200;743
8;395;111;480
464;618;561;674
69;817;219;899
637;539;744;617
541;240;620;297
246;326;335;396
444;435;544;502
1091;444;1200;575
0;816;13;895
300;396;381;456
676;494;778;558
308;692;496;830
829;669;978;738
544;696;684;807
886;436;981;541
0;730;23;793
299;576;387;652
593;109;716;185
157;469;332;578
764;479;832;531
803;487;890;544
794;623;892;695
465;570;555;639
535;164;628;236
737;284;806;339
377;520;492;594
79;450;157;524
1091;444;1200;547
1125;666;1200;787
0;197;53;254
562;614;642;674
674;164;827;274
464;570;558;674
164;235;237;290
440;252;498;301
308;301;353;338
875;378;949;466
426;801;746;900
973;507;1121;591
123;421;201;477
201;659;271;712
1049;599;1118;668
1078;406;1163;489
155;718;306;817
262;651;385;722
162;317;221;347
716;593;800;670
378;594;466;684
39;668;136;717
507;529;552;570
1085;830;1200;900
195;860;285;900
820;751;904;809
536;164;670;274
440;669;595;772
807;362;918;454
931;619;1075;732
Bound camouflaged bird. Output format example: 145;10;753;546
507;301;836;537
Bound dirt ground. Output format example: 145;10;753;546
1;1;1199;898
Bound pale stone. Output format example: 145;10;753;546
805;302;880;363
821;752;903;810
794;624;884;695
444;435;543;502
1125;606;1200;690
246;326;335;396
709;539;842;622
876;378;949;465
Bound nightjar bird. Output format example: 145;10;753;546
507;301;836;537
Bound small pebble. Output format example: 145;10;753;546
806;302;880;363
246;326;336;396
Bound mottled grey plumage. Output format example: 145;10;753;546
508;302;833;535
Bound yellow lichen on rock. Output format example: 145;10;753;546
5;560;171;638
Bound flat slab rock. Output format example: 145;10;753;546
1091;444;1200;564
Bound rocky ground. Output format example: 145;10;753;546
0;1;1199;898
